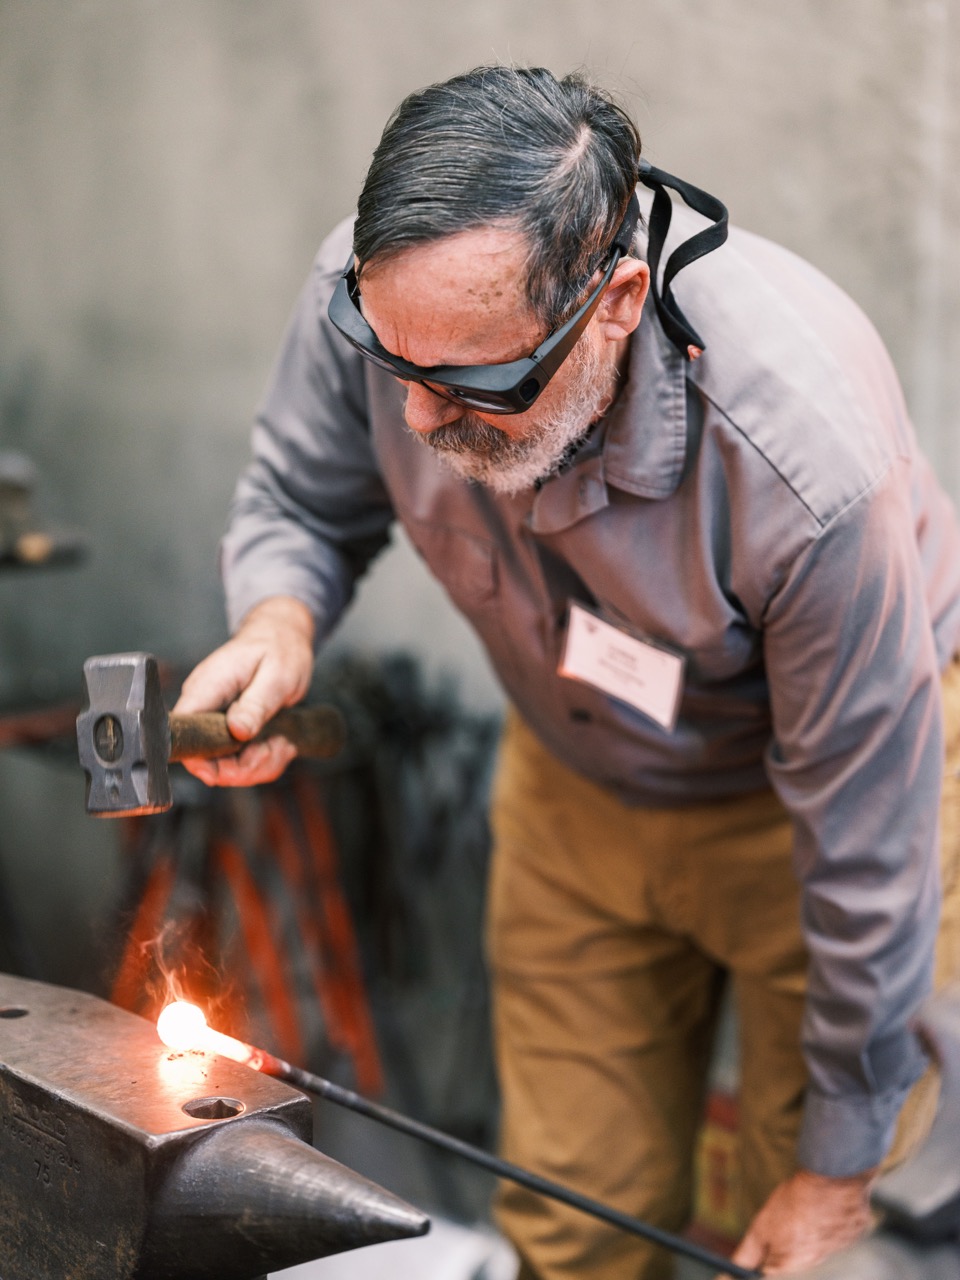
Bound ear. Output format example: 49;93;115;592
596;259;650;342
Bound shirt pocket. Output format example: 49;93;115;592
401;517;499;613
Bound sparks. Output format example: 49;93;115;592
156;1001;269;1070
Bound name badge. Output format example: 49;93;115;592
558;602;684;732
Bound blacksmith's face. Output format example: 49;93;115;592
357;226;647;494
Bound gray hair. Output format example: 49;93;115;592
353;66;642;328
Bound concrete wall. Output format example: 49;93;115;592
1;0;958;981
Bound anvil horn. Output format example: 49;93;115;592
142;1118;429;1278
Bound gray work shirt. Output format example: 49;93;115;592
221;199;960;1178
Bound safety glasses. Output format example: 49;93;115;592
328;193;641;415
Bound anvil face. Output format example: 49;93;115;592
0;974;428;1280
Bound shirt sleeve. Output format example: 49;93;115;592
762;461;943;1177
220;245;395;644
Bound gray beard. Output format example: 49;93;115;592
407;334;613;496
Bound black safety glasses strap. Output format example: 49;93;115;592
637;158;729;360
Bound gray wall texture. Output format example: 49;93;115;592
1;0;958;981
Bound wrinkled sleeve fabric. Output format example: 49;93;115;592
221;240;394;644
762;462;942;1177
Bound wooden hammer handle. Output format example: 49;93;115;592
168;705;345;762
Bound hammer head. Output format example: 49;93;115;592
77;652;172;816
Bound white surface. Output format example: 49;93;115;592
272;1219;518;1280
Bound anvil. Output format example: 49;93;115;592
0;974;429;1280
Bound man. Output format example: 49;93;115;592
175;66;960;1276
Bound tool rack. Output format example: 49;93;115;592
0;450;87;977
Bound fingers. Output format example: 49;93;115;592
173;596;317;787
728;1230;765;1274
175;638;309;737
179;736;299;788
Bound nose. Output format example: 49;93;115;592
403;382;464;435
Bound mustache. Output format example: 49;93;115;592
424;416;516;460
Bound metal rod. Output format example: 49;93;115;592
258;1051;758;1278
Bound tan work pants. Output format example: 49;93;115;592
486;658;960;1280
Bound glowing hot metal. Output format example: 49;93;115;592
157;1000;758;1278
157;1001;270;1068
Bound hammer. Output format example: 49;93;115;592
77;652;344;816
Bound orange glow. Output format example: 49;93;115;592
156;1000;269;1070
157;1000;207;1050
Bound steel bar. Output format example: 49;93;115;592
250;1043;758;1277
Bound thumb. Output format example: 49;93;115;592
174;648;260;718
225;687;275;740
225;655;305;740
729;1227;766;1275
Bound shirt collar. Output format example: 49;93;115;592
527;306;689;535
600;304;689;500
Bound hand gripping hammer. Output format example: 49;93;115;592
77;652;344;816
